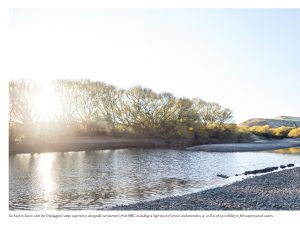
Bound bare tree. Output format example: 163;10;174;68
193;98;233;126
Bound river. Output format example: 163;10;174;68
9;147;300;210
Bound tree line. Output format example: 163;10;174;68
9;79;249;144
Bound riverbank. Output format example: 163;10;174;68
9;136;300;155
9;136;169;155
186;138;300;152
112;167;300;210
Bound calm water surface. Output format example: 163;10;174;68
9;148;300;210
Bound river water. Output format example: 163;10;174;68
9;148;300;210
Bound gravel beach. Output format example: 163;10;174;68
112;167;300;210
186;139;300;152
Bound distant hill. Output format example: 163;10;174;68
240;116;300;128
274;116;300;121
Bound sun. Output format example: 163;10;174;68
33;82;62;121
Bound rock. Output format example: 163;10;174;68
217;174;229;179
287;164;294;167
162;178;188;185
244;166;279;175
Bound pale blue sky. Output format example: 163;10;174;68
9;9;300;122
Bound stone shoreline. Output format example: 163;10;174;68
112;167;300;210
186;139;300;152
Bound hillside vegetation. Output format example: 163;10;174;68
239;116;300;139
240;116;300;128
241;125;300;139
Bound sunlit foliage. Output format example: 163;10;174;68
288;128;300;138
9;79;240;144
248;125;299;139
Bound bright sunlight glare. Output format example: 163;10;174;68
32;82;62;121
37;153;55;202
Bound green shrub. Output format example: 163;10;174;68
273;126;293;138
249;125;275;139
248;125;298;139
288;128;300;138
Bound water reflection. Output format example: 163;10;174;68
9;148;300;210
37;153;55;196
274;147;300;154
